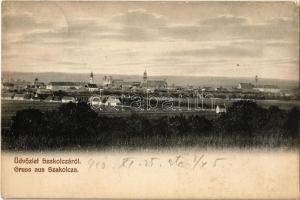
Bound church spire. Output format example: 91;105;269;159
89;72;94;84
143;69;147;83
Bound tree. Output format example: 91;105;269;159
283;107;299;138
217;101;267;136
264;106;285;134
10;109;45;150
11;109;44;137
189;115;212;134
55;102;99;145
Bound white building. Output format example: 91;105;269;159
85;83;99;92
46;82;84;91
237;83;254;90
216;105;226;114
104;96;121;107
62;96;76;103
254;85;280;93
13;94;25;100
2;93;14;100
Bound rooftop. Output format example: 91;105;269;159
48;82;85;86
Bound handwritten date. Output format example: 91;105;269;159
88;155;226;171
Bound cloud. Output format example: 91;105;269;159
167;45;264;58
160;15;297;42
13;12;163;45
200;15;248;26
110;9;167;28
11;23;120;46
160;25;208;41
229;20;297;41
9;9;297;46
115;26;157;41
2;12;52;32
57;61;87;66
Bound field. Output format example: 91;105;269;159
1;99;219;129
1;99;299;151
2;98;300;129
1;100;62;129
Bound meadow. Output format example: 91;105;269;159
1;100;62;129
2;98;300;129
1;100;299;151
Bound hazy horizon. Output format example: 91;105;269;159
2;70;299;81
2;71;298;88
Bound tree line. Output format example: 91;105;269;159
2;101;299;150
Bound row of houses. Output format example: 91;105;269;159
103;70;168;91
1;92;123;106
1;92;75;103
106;79;168;91
2;71;168;93
46;82;98;92
3;80;168;94
237;83;280;93
2;91;228;113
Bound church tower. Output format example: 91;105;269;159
143;70;147;83
89;72;94;84
255;75;258;87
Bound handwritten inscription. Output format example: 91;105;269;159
88;154;227;171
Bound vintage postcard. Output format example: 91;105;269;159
1;1;299;199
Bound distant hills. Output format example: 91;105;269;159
2;71;298;89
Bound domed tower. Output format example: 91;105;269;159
255;75;258;87
34;78;39;88
34;78;38;84
143;70;147;83
89;72;94;84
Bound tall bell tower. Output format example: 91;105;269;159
89;72;94;84
143;69;148;83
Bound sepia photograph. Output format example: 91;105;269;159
1;1;299;198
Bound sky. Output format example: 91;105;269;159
2;1;299;80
